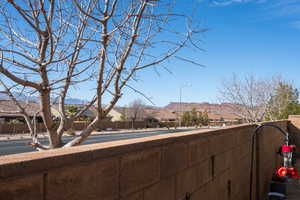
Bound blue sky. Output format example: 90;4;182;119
80;0;300;107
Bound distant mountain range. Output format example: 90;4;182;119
0;92;39;102
61;98;89;105
0;93;88;105
0;93;237;112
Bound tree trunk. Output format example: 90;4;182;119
64;117;100;147
40;90;61;148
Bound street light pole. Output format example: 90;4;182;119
178;83;191;128
179;87;182;127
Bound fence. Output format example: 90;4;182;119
0;120;290;200
0;121;180;134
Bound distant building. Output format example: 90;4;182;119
107;109;123;122
207;112;240;123
144;108;177;122
0;100;122;123
0;100;43;123
164;102;243;123
0;100;244;124
114;106;149;122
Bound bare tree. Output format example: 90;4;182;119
219;74;277;122
0;0;204;150
126;99;147;128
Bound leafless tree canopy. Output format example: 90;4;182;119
125;99;147;122
219;75;277;122
0;0;204;149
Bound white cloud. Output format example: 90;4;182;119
211;1;233;6
211;0;262;6
207;0;300;30
211;0;300;19
210;0;300;11
263;0;300;17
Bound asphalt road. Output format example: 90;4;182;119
0;128;199;156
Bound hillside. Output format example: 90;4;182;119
164;102;237;114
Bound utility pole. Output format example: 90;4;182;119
178;83;191;127
179;87;182;127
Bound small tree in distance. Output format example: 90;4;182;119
181;111;192;126
126;99;147;128
190;108;198;126
197;111;209;126
202;111;209;125
265;82;300;120
181;108;209;127
66;105;78;118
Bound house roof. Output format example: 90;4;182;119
0;100;122;119
0;100;242;121
88;106;121;118
145;108;177;120
207;112;240;120
0;100;40;117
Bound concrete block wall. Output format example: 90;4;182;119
288;115;300;151
0;121;288;200
0;121;176;134
256;121;287;200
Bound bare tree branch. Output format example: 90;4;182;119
0;0;205;149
